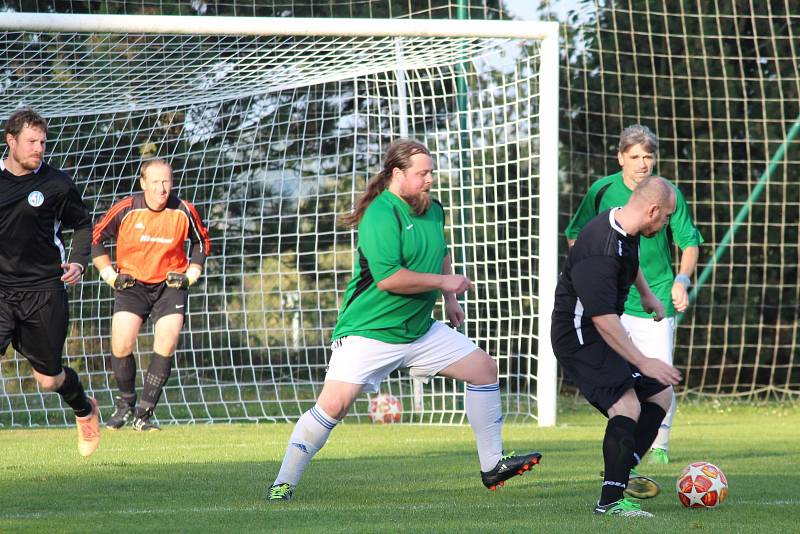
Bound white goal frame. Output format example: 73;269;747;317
1;13;559;427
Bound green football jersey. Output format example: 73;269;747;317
332;190;448;343
564;171;703;317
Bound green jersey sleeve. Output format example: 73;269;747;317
565;183;603;240
564;175;615;240
669;186;704;249
357;203;404;283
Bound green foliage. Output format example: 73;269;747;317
549;0;800;395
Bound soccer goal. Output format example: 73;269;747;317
0;13;559;427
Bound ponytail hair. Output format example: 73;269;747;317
339;139;431;228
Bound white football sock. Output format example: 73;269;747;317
465;382;504;472
273;404;338;486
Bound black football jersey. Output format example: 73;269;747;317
551;208;640;353
0;160;91;289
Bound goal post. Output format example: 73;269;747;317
0;13;559;427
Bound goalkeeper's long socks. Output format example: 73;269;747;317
600;415;637;506
138;353;172;415
274;404;339;486
111;353;136;398
465;382;503;472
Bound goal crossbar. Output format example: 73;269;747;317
1;13;556;40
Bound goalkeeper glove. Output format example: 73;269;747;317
166;265;202;290
99;266;135;290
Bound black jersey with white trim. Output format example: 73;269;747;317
0;160;92;289
551;208;640;353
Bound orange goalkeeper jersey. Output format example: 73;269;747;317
91;193;211;283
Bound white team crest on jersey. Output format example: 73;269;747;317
27;191;44;207
134;222;145;229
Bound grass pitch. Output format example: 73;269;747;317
0;403;797;533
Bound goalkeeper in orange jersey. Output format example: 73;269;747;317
92;159;211;431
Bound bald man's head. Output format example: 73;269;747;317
627;176;676;238
630;176;675;206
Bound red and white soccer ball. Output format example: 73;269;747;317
368;393;403;424
676;461;728;508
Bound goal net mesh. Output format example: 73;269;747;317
0;17;551;426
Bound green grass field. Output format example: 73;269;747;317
0;403;797;533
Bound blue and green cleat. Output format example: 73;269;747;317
268;483;295;502
647;447;669;464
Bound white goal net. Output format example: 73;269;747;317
0;14;558;427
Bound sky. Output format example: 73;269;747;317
504;0;539;20
503;0;585;22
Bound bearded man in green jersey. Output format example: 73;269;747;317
268;139;541;502
565;125;703;465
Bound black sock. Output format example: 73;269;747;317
138;353;173;416
56;366;92;418
111;354;137;404
634;402;667;461
600;415;637;506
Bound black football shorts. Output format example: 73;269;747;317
0;288;68;376
113;281;187;323
554;338;669;416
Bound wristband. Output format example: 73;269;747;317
674;273;691;288
186;265;202;285
99;265;117;283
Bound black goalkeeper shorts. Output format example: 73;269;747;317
113;281;187;324
0;287;68;376
554;338;668;417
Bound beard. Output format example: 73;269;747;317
401;191;432;216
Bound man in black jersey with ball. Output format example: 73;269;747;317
551;176;682;517
0;108;100;456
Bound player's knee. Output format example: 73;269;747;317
318;402;348;421
35;372;64;391
469;352;498;385
112;340;136;356
152;341;178;357
316;396;351;420
609;391;641;420
647;386;674;412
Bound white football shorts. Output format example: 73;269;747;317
325;321;478;392
621;314;676;364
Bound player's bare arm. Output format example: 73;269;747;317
441;254;465;327
377;267;472;295
672;245;699;313
92;253;113;272
634;268;665;321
